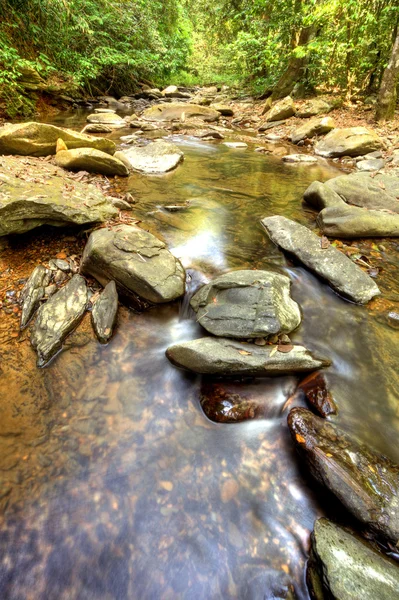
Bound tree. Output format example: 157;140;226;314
376;27;399;120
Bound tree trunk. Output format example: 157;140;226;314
376;29;399;121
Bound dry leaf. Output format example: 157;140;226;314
238;350;251;356
320;235;330;249
269;346;278;357
278;344;294;353
296;434;305;444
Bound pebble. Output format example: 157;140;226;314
54;259;70;272
387;311;399;329
254;337;267;346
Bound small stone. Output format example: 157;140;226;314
297;371;337;417
54;259;70;272
279;334;291;344
387;311;399;329
254;337;267;346
91;280;118;344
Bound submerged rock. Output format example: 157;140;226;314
317;205;399;238
115;140;184;173
266;96;296;122
0;122;115;156
261;216;380;304
190;270;301;338
31;274;88;367
142;103;220;122
80;224;185;305
55;147;129;177
291;116;335;144
307;518;399;600
166;338;330;376
20;265;52;329
297;371;337;417
288;407;399;546
315;127;384;158
91;280;118;343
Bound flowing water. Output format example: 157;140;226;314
0;112;399;599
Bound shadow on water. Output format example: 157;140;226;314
0;115;399;599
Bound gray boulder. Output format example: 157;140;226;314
31;274;88;367
80;224;185;305
142;103;220;122
20;265;52;329
291;116;335;144
0;122;116;156
190;270;301;338
288;407;399;546
317;205;399;237
115;140;183;174
55;147;129;177
307;519;399;600
91;280;118;343
166;338;330;376
266;96;295;122
261;216;380;304
315;127;384;158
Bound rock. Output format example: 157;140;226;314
282;154;318;163
266;97;295;122
288;407;399;546
304;173;399;213
17;66;45;91
261;97;273;115
86;113;126;127
94;108;116;114
80;224;185;305
114;140;183;174
0;122;116;157
317;205;399;238
166;338;330;377
81;123;113;134
258;120;287;132
162;85;190;99
30;274;88;367
261;216;380;304
211;103;234;116
356;158;385;171
190;270;301;338
223;142;248;149
55;147;129;177
315;127;384;158
20;265;52;329
0;156;118;236
291;117;335;144
142;103;220;123
109;197;132;210
198;130;224;140
296;98;332;118
297;372;337;417
387;311;399;329
307;518;399;600
91;280;118;343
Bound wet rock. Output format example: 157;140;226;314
297;372;337;417
20;265;52;329
91;280;118;343
115;140;183;174
282;154;318;163
142;103;220;122
307;518;399;600
315;127;384;158
80;224;185;305
261;216;380;304
86;113;126;127
291;117;335;144
387;311;399;329
190;270;301;339
55;147;129;177
288;407;399;546
266;97;296;122
166;338;330;376
211;103;234;116
200;382;263;423
0;122;116;156
81;123;114;134
356;158;385;172
317;205;399;238
296;98;333;118
31;274;88;367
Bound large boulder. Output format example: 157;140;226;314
115;140;183;174
31;274;88;367
307;519;399;600
288;407;399;546
261;216;380;304
291;117;335;144
55;147;129;177
315;127;384;158
0;122;116;157
190;270;301;338
296;98;333;118
0;156;118;236
266;97;295;122
80;224;186;305
317;205;399;237
142;103;220;122
166;338;330;376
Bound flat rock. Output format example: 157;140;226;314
115;140;183;174
307;518;399;600
0;122;116;157
291;116;335;144
20;265;52;329
356;158;385;171
261;216;380;304
266;96;295;122
86;113;126;126
317;205;399;237
223;142;248;149
288;407;399;545
30;274;88;367
0;155;118;236
315;127;384;158
81;123;113;134
190;270;301;338
55;148;129;177
258;120;287;132
142;103;220;123
211;103;234;116
80;224;185;305
166;338;331;376
282;154;318;163
296;98;332;118
91;280;118;343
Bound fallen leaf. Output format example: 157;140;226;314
160;481;173;491
278;344;294;353
295;434;305;444
320;235;330;249
221;479;239;503
378;181;386;190
269;346;278;357
238;350;251;355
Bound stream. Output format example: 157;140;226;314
0;111;399;599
